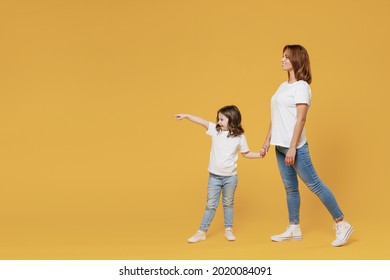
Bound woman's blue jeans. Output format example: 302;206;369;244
199;173;238;232
275;143;344;224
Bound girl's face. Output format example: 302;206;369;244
281;51;293;72
217;113;229;131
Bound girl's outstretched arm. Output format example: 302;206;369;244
174;114;209;129
241;151;261;159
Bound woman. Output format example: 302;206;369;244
260;45;353;247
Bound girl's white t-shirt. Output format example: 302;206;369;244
270;80;311;148
206;122;249;176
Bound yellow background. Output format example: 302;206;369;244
0;0;388;259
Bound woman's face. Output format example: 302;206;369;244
281;51;293;72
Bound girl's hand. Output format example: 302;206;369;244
285;148;296;166
174;114;187;120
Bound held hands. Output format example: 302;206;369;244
260;143;270;158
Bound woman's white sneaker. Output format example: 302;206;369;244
271;224;302;242
332;220;353;247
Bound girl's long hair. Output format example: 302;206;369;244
216;105;244;137
283;45;312;84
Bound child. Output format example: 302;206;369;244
175;105;261;243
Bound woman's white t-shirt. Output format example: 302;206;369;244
206;122;249;176
270;80;311;148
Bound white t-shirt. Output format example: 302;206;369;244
206;122;249;176
270;80;311;148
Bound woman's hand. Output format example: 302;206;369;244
285;147;296;166
260;143;270;158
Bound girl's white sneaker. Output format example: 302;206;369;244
225;227;236;241
187;230;206;243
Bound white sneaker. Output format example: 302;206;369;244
332;220;353;247
271;224;302;242
225;227;236;241
187;230;206;243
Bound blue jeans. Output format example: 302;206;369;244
275;143;344;224
199;173;238;232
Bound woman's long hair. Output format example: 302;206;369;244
216;105;244;137
283;45;312;84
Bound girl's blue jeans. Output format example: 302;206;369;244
275;143;344;224
199;173;238;232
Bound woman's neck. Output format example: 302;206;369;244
288;71;297;83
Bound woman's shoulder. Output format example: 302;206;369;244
295;80;311;92
297;80;310;87
279;80;310;88
278;80;309;91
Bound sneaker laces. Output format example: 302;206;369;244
333;223;345;237
285;225;295;233
191;231;204;238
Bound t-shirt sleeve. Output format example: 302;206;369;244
206;122;216;136
294;82;311;105
239;134;250;153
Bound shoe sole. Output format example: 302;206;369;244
225;237;236;241
332;226;354;247
271;236;302;242
187;237;206;243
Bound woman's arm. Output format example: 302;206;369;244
174;114;209;129
285;104;309;165
260;121;272;158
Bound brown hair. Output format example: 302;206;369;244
216;105;244;137
283;45;312;84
